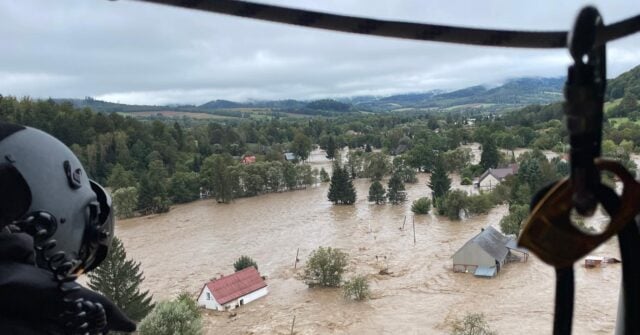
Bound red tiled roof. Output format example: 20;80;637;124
206;267;267;305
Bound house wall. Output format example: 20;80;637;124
197;286;223;311
198;286;269;311
479;174;500;190
453;243;496;271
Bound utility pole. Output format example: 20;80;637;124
290;315;296;335
294;248;300;269
413;215;416;245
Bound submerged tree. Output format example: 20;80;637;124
429;157;451;200
326;136;337;160
480;138;500;170
303;247;348;287
233;255;258;272
450;313;497;335
88;237;154;323
343;275;370;301
368;181;386;204
387;173;407;204
328;165;356;205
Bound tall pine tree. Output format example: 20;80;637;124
326;136;337;160
429;157;451;200
328;164;356;205
480;138;500;170
88;237;154;323
387;173;407;204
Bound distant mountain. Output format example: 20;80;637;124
352;77;564;111
53;75;568;117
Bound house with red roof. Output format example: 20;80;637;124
241;155;256;165
197;266;268;311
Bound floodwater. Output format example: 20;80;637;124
115;151;622;335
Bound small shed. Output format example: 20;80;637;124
475;164;519;190
197;267;268;311
453;226;514;277
284;152;298;161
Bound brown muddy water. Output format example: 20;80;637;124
114;153;622;335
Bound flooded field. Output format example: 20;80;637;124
116;162;622;334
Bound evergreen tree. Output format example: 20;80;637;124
328;165;356;205
326;136;337;160
368;181;386;204
291;132;312;161
88;237;154;323
387;173;407;204
480;138;500;170
429;157;451;200
319;167;330;182
365;143;372;152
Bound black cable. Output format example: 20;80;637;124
128;0;640;48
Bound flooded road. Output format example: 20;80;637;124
116;161;621;334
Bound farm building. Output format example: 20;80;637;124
197;266;268;311
453;226;527;278
475;164;518;190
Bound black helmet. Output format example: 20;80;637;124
0;122;113;275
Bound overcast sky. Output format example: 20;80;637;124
1;0;639;105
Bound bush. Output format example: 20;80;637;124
439;190;469;220
233;255;258;272
343;275;370;301
411;197;432;214
303;247;348;287
138;294;202;335
112;187;139;219
461;177;473;185
466;193;493;215
450;313;497;335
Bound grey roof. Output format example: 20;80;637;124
478;164;518;182
284;152;297;161
506;239;529;254
466;226;511;262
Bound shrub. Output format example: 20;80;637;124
460;177;473;185
466;193;493;215
303;247;348;287
440;190;469;220
233;255;258;272
343;275;370;301
138;294;202;335
450;313;497;335
411;197;432;214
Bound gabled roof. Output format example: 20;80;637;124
284;152;297;161
478;164;518;182
204;267;267;305
459;226;512;262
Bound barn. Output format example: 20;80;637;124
453;226;515;277
197;266;268;311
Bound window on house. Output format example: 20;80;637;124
206;292;211;300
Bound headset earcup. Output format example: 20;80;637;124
0;163;32;224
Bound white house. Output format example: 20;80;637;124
475;164;518;190
197;266;268;311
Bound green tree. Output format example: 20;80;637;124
169;171;200;204
291;132;312;161
303;247;348;287
138;294;202;335
450;313;497;335
319;167;330;182
499;204;529;236
364;152;390;181
411;197;432;214
87;237;154;322
326;136;337;160
137;159;170;213
201;154;237;203
233;255;258;272
368;181;386;204
429;157;451;200
107;164;137;190
387;173;407;204
328;165;356;205
112;187;139;219
480;138;500;170
343;275;370;301
439;190;469;220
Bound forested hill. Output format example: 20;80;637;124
55;76;565;116
607;65;640;100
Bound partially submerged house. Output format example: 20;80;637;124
475;164;519;190
453;226;527;278
284;152;298;162
197;266;268;311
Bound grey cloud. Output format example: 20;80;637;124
1;0;639;105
